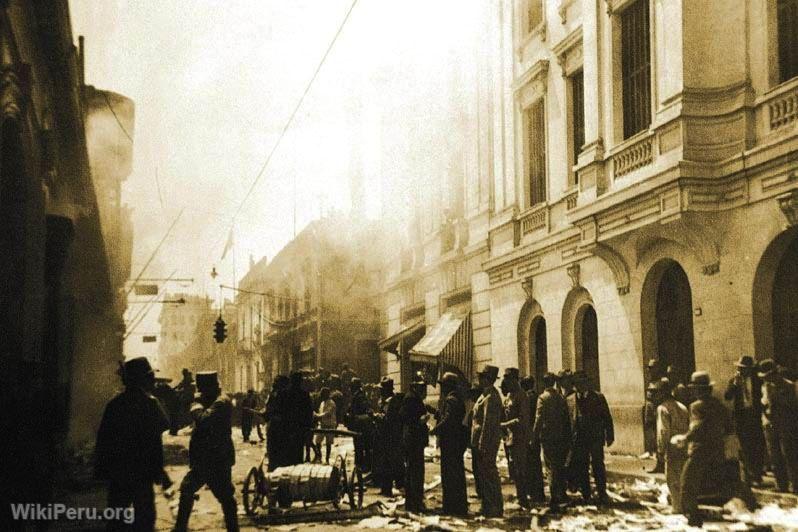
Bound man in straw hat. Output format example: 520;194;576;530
673;371;755;526
724;355;765;485
174;371;238;532
758;358;798;494
470;365;503;517
431;372;468;516
95;357;171;531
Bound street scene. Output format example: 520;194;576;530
3;0;798;530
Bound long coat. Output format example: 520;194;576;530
189;394;235;470
533;387;571;450
470;386;502;456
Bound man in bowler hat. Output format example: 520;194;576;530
96;357;170;531
174;371;239;532
470;365;503;517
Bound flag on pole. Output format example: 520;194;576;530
221;228;234;260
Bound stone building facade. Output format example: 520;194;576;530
157;293;213;378
379;0;798;452
233;214;382;390
0;0;133;509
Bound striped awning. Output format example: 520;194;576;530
409;311;473;379
378;321;425;355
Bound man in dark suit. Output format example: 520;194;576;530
724;355;765;485
431;372;468;516
95;357;171;531
401;373;430;513
520;375;545;503
569;370;614;504
501;367;532;508
533;372;571;508
759;359;798;494
470;365;503;517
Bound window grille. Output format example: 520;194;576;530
621;0;651;139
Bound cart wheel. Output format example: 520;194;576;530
347;463;364;509
243;466;265;516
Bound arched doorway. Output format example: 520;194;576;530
517;299;547;389
575;304;600;390
753;227;798;375
641;259;696;386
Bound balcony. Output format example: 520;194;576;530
612;132;655;180
518;204;548;236
756;76;798;140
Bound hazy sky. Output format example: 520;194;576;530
69;0;483;359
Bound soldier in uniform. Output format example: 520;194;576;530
401;374;430;514
470;365;503;518
500;367;532;508
174;371;239;532
533;372;571;509
520;375;545;503
759;359;798;494
431;372;468;516
375;377;405;496
724;355;765;485
673;371;756;527
95;357;171;531
569;370;614;504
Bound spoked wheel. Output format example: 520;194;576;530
242;466;266;516
347;459;364;509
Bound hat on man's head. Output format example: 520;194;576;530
477;365;499;381
351;377;363;388
647;358;660;369
757;359;777;378
380;377;394;390
688;371;713;388
410;372;426;386
503;367;520;380
736;355;756;368
123;356;155;383
196;371;219;389
438;372;459;387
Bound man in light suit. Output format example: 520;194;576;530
470;365;503;518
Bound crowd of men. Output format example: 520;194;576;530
93;353;798;530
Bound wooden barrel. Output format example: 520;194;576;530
268;463;339;503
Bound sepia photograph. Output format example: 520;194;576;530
1;0;798;530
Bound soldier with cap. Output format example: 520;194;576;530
673;371;756;527
374;377;405;496
533;372;571;508
569;370;614;504
401;373;431;513
654;378;689;512
758;358;798;493
520;375;545;503
724;355;765;485
470;365;503;517
95;357;171;531
174;371;239;532
431;372;468;516
500;367;532;508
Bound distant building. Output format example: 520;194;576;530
232;214;382;390
157;293;213;378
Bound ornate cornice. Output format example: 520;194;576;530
551;27;583;77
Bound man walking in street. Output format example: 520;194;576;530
374;377;405;496
470;365;503;518
674;371;756;527
96;357;171;532
569;370;614;504
240;389;258;443
520;375;545;504
724;355;766;485
401;373;430;514
758;359;798;494
500;367;532;508
174;371;239;532
655;378;689;513
431;372;468;516
534;372;571;509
